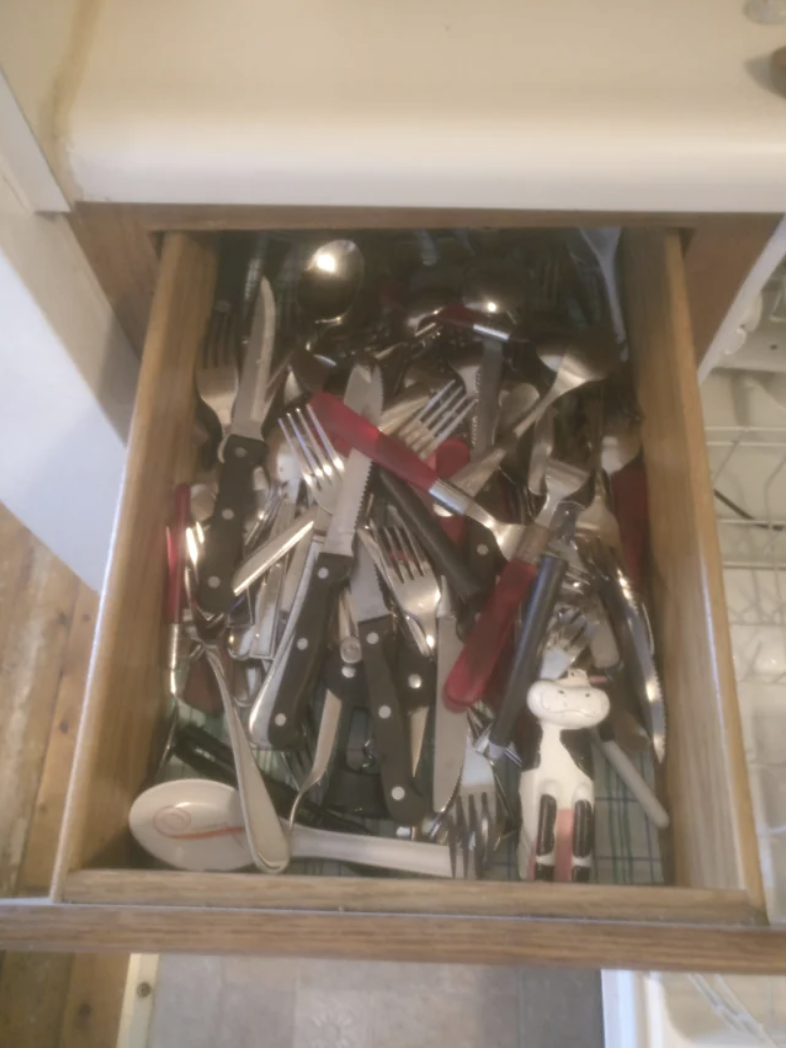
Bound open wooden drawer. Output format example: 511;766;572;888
40;226;785;971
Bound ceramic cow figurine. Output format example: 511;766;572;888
518;669;610;882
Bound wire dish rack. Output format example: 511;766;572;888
706;407;786;923
655;373;786;1048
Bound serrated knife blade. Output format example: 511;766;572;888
433;583;469;813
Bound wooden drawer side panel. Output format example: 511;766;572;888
622;229;763;903
52;233;218;891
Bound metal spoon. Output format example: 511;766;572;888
297;239;365;329
203;646;290;872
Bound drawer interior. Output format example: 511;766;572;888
52;226;763;921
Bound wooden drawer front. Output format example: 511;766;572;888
48;227;773;970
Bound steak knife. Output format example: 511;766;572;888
433;583;468;813
350;542;428;825
267;365;383;750
198;277;278;614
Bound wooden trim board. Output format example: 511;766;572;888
622;231;764;905
0;900;784;974
62;871;765;926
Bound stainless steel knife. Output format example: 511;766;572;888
592;542;666;763
433;582;469;813
198;277;279;614
349;542;428;825
267;364;383;750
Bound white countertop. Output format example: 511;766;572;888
60;0;786;212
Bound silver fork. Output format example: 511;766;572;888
394;380;475;459
360;521;440;658
539;599;601;680
279;405;344;514
195;304;239;435
448;736;498;879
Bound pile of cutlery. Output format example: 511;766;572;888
147;231;670;882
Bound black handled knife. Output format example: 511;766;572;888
487;506;580;760
268;365;383;750
349;543;428;825
198;277;278;614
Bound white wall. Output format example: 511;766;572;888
0;70;138;591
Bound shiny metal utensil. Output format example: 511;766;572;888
497;381;540;438
247;537;321;746
310;392;527;561
280;406;345;513
360;522;440;659
297;239;365;329
195;303;239;435
268;365;383;750
232;506;316;596
395;380;475;459
527;407;556;495
578;228;627;345
433;583;468;813
202;646;290;872
287;590;353;826
484;509;582;760
444;467;587;713
473;340;504;456
349;542;428;825
449;342;608;500
590;540;666;762
248;498;298;661
197;278;278;615
539;601;600;680
449;737;498;879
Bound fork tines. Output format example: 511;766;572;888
361;521;439;658
375;521;430;582
279;405;344;510
397;380;475;459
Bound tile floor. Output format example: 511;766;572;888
147;956;603;1048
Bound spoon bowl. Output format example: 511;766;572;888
297;240;365;327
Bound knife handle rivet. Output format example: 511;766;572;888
378;705;391;719
234;447;247;459
476;543;490;556
221;508;235;521
391;786;405;801
367;632;380;645
207;576;220;589
341;666;356;679
407;674;423;690
317;567;329;579
274;713;286;726
296;637;309;651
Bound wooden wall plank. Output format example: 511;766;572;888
18;586;98;893
58;954;129;1048
0;954;74;1047
0;512;127;1048
0;522;78;895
